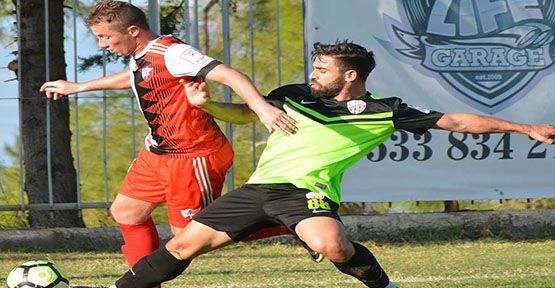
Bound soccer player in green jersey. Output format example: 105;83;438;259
104;41;555;288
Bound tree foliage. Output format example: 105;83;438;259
16;0;85;228
1;0;554;229
0;0;16;46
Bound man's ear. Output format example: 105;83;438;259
344;69;358;82
127;25;140;37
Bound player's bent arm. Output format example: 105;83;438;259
199;101;258;125
434;113;555;144
184;81;257;124
204;64;297;135
204;64;268;111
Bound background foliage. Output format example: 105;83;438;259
0;0;552;229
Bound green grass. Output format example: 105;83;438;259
1;240;554;287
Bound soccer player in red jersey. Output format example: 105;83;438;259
40;0;297;275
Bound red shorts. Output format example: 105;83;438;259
119;142;233;227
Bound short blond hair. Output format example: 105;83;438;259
85;0;149;32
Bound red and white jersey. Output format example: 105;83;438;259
129;35;228;156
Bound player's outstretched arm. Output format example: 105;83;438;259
183;81;258;124
40;70;131;100
204;64;297;135
434;113;555;144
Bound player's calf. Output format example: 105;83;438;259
118;218;160;267
114;246;191;288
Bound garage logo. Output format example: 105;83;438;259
379;0;555;113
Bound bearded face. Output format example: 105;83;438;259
309;55;347;99
310;77;346;99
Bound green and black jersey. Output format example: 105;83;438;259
247;84;444;204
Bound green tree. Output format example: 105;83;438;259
2;0;554;229
201;0;305;185
68;94;148;227
15;0;84;227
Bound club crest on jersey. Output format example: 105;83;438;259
347;100;367;114
379;0;555;113
141;66;153;81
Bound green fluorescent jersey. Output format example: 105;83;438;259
247;84;443;204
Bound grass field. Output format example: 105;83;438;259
1;240;554;288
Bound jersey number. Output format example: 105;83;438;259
307;199;331;210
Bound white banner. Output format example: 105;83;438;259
304;0;555;201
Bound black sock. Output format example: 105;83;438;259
115;246;191;288
332;242;390;288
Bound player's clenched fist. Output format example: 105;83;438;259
182;80;210;107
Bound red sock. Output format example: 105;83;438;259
244;225;291;241
119;218;160;267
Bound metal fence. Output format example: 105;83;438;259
0;1;545;218
0;0;297;214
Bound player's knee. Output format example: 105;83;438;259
110;204;130;223
111;204;146;224
165;225;208;260
109;204;123;222
307;237;352;262
326;241;353;262
305;238;324;255
166;235;205;260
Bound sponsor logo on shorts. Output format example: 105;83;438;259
180;208;200;220
312;210;331;214
305;192;332;213
305;192;325;200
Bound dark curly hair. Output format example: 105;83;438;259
312;40;376;81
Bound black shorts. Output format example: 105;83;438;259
193;183;340;242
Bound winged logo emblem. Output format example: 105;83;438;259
378;0;555;113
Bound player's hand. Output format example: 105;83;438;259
182;80;210;107
255;102;298;135
527;124;555;144
40;80;80;100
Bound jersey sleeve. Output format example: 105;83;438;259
164;43;222;78
392;100;444;135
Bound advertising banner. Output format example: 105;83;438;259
304;0;555;201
